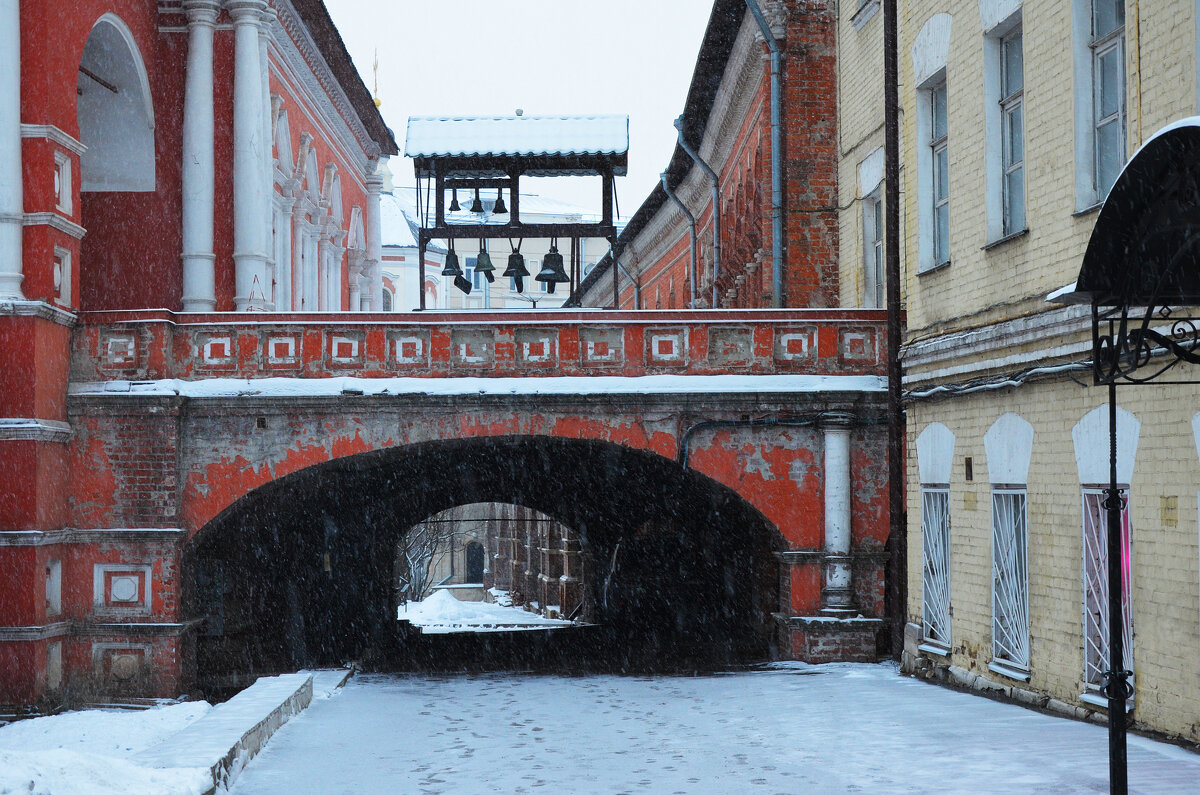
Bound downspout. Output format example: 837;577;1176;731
674;116;721;308
660;172;698;308
745;0;784;307
614;254;642;309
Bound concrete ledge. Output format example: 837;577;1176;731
133;672;315;794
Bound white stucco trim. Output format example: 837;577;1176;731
857;147;884;197
912;14;953;89
916;422;956;485
984;413;1034;484
1072;404;1140;485
978;0;1022;32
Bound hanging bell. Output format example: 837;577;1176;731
469;189;484;213
475;249;496;283
454;273;473;294
503;251;529;278
535;245;569;284
441;248;462;277
448;189;460;212
493;189;507;215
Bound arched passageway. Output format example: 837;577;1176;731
183;436;784;691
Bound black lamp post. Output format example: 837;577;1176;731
1063;119;1200;794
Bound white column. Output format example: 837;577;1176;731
275;199;293;311
365;169;384;311
316;234;329;310
347;254;362;311
229;0;268;311
259;5;275;308
180;0;219;311
821;413;855;616
0;0;25;298
292;209;307;309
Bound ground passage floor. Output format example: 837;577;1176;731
230;663;1200;793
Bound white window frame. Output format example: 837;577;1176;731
930;79;950;267
921;485;952;651
863;189;884;308
990;486;1030;679
984;13;1026;242
916;69;950;272
54;151;72;216
1081;486;1134;707
1073;0;1126;210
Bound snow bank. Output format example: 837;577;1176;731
0;701;213;794
398;589;575;633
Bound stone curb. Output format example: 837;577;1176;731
132;671;336;794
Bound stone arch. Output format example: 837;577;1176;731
77;13;155;191
182;435;785;685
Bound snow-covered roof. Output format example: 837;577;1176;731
405;115;629;160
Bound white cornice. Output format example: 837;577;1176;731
272;0;381;175
0;299;78;327
20;124;87;156
24;212;86;239
0;419;73;443
902;305;1091;369
0;528;188;546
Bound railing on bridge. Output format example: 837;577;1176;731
70;309;888;382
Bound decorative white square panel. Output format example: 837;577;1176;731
645;327;688;367
93;564;152;614
324;330;366;367
265;335;298;366
387;329;431;368
203;336;233;364
91;642;152;685
451;329;495;367
103;334;136;368
515;329;557;366
774;327;819;363
579;327;623;368
840;328;878;362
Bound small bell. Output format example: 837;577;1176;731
454;273;472;294
469;189;484;213
448;189;460;212
493;189;507;215
535;244;569;284
503;251;529;278
475;244;496;283
441;249;462;277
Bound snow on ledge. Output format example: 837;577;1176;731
69;373;887;399
398;590;575;634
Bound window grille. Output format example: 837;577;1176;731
921;487;951;647
992;488;1030;669
1082;488;1134;696
1000;28;1025;235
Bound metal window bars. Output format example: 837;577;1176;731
991;489;1030;669
1082;488;1134;695
921;487;951;647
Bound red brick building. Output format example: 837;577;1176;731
0;0;396;705
581;0;837;311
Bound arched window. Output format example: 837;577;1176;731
78;15;155;191
382;288;393;312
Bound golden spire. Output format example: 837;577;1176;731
372;49;382;108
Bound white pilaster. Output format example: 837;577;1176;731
229;0;268;311
821;413;855;616
0;0;25;298
275;198;293;311
365;168;384;311
180;0;220;311
259;5;276;309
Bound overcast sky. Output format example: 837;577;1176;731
324;0;714;215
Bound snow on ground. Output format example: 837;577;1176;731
230;663;1200;794
398;589;575;633
0;701;213;795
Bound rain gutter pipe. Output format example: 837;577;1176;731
674;115;721;308
744;0;784;308
661;171;698;308
614;254;641;309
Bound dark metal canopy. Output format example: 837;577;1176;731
1073;118;1200;309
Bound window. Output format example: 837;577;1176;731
1074;0;1125;207
863;190;883;307
991;488;1030;675
54;151;72;215
53;246;71;308
45;559;62;617
921;487;951;648
381;288;393;312
1091;0;1125;197
1082;487;1134;703
1000;29;1025;235
930;80;950;267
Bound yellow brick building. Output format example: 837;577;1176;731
837;0;1200;741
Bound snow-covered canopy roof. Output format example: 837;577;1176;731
405;115;629;177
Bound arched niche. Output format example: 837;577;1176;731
78;14;155;192
274;109;294;178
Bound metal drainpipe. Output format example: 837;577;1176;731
674;116;721;308
614;255;642;309
744;0;784;308
661;172;698;308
